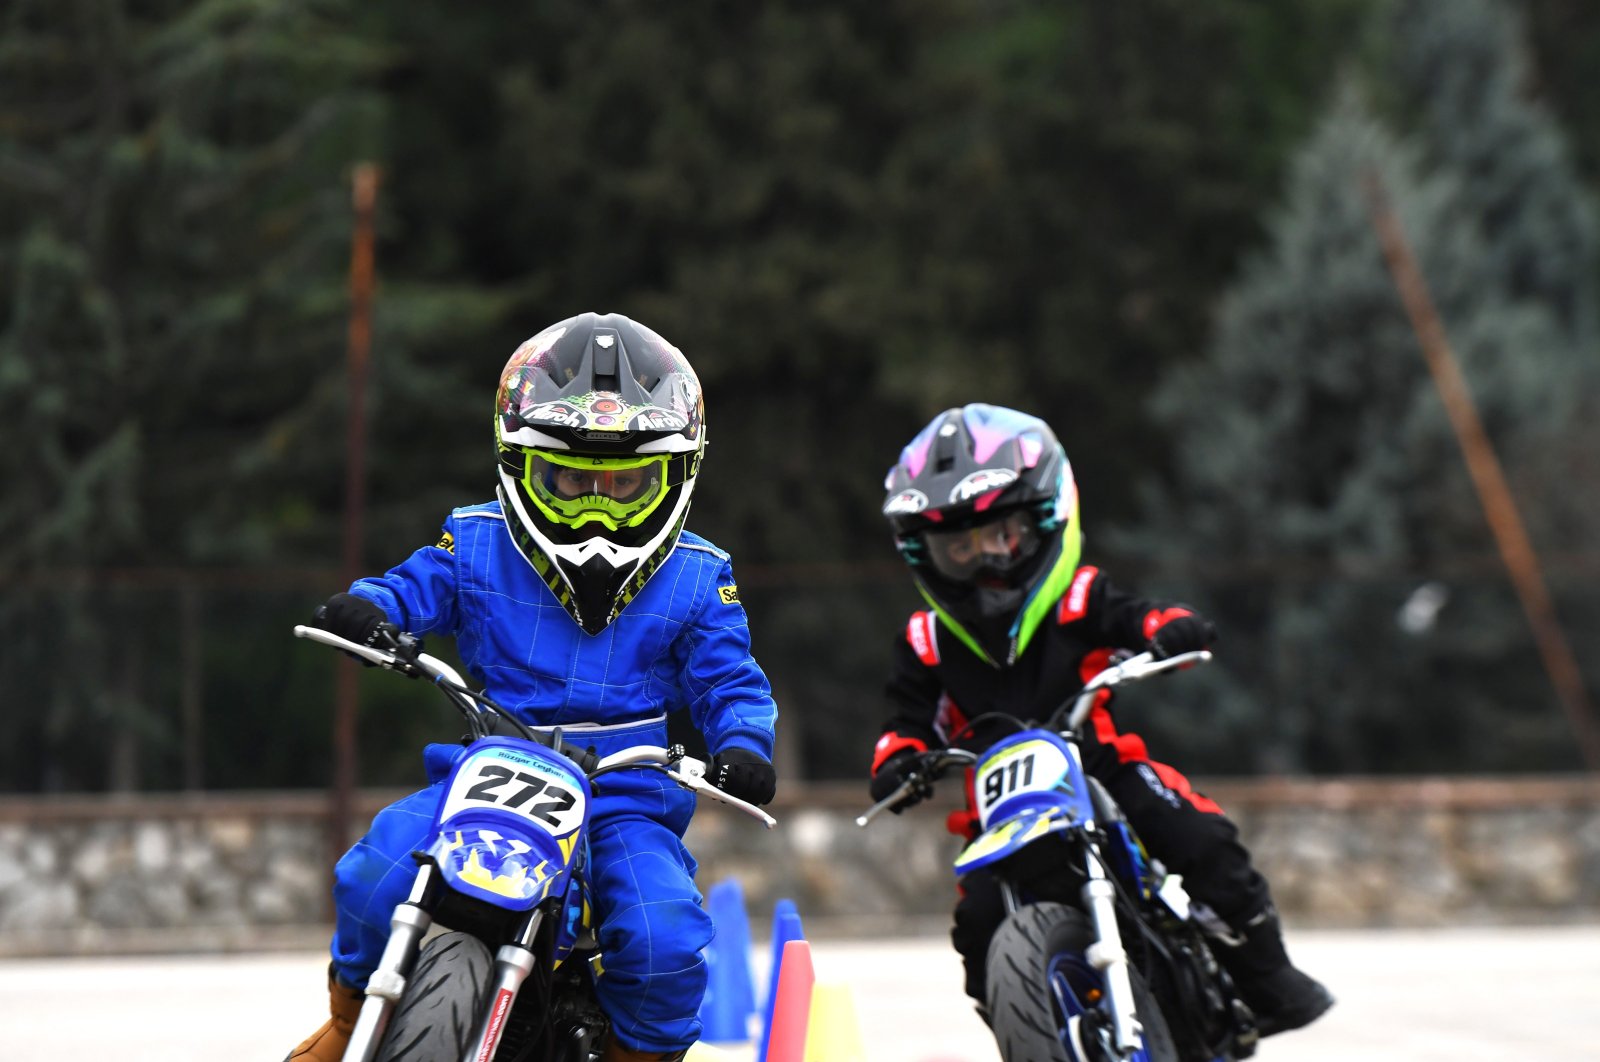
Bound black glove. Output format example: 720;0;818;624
710;748;777;806
312;593;413;665
869;749;928;813
313;592;387;642
1149;612;1217;660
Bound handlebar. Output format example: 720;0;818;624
597;745;777;829
855;747;977;827
856;649;1212;828
294;622;461;681
293;624;776;829
1051;649;1211;732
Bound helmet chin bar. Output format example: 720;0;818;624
497;471;692;634
562;552;634;636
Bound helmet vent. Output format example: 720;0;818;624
592;331;619;377
934;421;960;473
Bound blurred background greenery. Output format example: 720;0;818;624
2;0;1596;793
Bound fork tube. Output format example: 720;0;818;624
1080;852;1143;1057
998;880;1021;916
345;865;439;1062
461;910;543;1062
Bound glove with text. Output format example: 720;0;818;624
711;748;777;807
869;749;929;813
1148;612;1217;661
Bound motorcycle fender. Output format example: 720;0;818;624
953;805;1078;875
426;738;592;911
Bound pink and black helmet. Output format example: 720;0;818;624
882;404;1082;658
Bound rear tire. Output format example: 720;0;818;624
374;931;493;1062
987;902;1178;1062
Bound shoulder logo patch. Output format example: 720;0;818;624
718;584;740;605
436;531;455;554
1058;565;1098;624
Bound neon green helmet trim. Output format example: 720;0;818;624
1009;500;1083;660
911;501;1083;669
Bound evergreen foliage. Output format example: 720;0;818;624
0;0;387;789
2;0;1595;790
1126;0;1599;774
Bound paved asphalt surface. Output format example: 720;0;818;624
2;924;1597;1060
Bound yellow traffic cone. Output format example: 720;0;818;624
803;982;867;1062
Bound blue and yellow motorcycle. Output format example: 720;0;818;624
860;650;1258;1062
294;624;775;1062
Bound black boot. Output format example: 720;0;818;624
1215;906;1334;1037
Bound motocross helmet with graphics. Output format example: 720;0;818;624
495;312;705;635
882;403;1081;665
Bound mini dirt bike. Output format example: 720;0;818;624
294;624;776;1062
859;650;1258;1062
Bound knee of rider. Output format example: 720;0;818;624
601;897;712;976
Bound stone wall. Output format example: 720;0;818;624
3;776;1598;956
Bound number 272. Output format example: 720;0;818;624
465;765;575;826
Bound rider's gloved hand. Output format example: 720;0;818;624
313;592;387;643
869;749;928;813
312;593;412;666
1147;611;1217;661
711;748;777;806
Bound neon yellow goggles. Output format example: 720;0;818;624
521;450;669;531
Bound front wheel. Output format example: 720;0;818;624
987;902;1178;1062
374;931;493;1062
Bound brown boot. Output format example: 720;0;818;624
284;966;364;1061
597;1032;688;1062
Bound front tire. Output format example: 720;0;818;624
374;931;493;1062
987;902;1178;1062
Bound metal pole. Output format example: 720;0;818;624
181;579;203;790
333;163;381;866
1363;169;1600;771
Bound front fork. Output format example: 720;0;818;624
462;911;546;1062
1080;849;1143;1058
1024;838;1139;1062
344;865;439;1062
995;843;1143;1060
340;864;546;1062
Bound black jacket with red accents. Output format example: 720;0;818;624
873;566;1200;767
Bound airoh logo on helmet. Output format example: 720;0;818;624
520;401;585;430
629;409;690;432
949;468;1018;505
883;489;930;516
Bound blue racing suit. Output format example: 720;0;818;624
328;501;776;1054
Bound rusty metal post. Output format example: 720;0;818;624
332;163;381;869
1363;169;1600;771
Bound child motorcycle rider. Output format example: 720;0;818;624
287;313;779;1062
867;402;1332;1039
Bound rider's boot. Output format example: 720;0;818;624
1215;905;1334;1037
283;966;364;1062
597;1034;688;1062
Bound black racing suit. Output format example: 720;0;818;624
870;565;1272;1002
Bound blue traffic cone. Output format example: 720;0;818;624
698;878;759;1043
756;898;806;1061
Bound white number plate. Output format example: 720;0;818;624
975;738;1071;830
438;746;587;837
